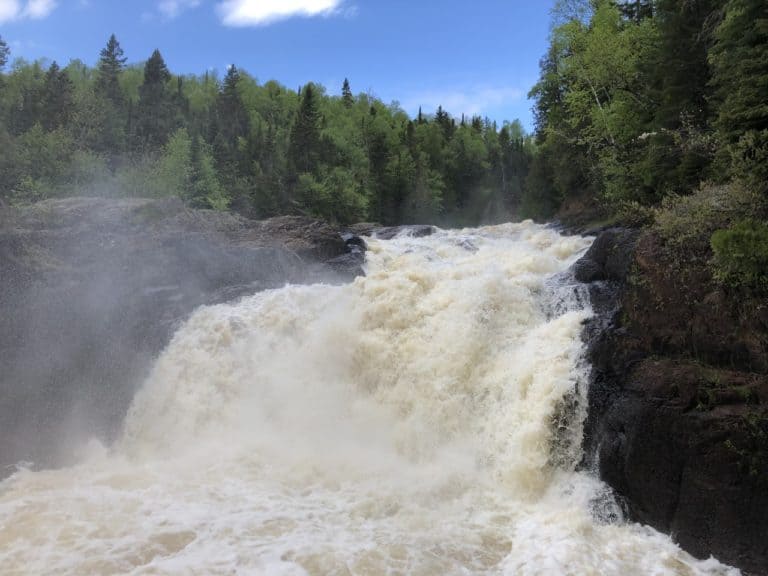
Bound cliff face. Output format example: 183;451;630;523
577;229;768;575
0;197;364;474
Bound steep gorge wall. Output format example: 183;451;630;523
576;229;768;575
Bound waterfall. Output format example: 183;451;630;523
0;222;738;575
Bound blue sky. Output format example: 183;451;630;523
0;0;555;129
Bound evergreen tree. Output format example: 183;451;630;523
341;78;354;108
288;82;322;176
435;105;453;138
213;65;249;166
41;61;74;131
95;34;127;106
134;49;175;149
640;0;721;193
652;0;719;129
710;0;768;187
0;35;9;71
710;0;768;144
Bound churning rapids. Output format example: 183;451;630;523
0;222;738;575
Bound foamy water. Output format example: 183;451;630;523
0;222;739;575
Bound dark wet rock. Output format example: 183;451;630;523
0;197;361;474
373;224;436;240
323;251;366;282
572;228;639;283
342;233;367;252
576;228;768;575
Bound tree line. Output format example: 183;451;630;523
0;34;532;226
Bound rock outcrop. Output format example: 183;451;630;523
0;198;364;473
577;229;768;575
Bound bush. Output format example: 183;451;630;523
615;200;655;227
653;182;766;257
711;220;768;292
730;129;768;194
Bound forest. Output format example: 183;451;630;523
528;0;766;213
525;0;767;291
0;33;532;226
0;0;766;252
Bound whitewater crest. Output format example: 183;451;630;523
0;222;739;575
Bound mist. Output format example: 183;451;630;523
0;196;358;476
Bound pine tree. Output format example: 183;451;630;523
0;35;10;96
217;66;248;143
288;82;322;175
212;65;250;180
710;0;768;144
135;49;175;149
341;78;354;108
95;34;127;106
435;105;453;138
41;61;74;131
710;0;768;187
639;0;721;193
652;0;719;130
0;35;9;71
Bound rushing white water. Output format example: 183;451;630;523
0;222;739;576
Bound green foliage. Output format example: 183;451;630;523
614;200;655;227
13;124;75;201
653;183;764;256
710;0;768;144
711;221;768;292
95;34;127;106
0;35;533;225
730;129;768;194
190;136;228;210
0;35;9;71
150;127;193;199
41;62;74;131
341;78;353;108
288;83;322;176
134;49;179;150
709;0;768;187
529;0;766;220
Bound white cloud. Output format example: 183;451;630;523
402;85;525;119
0;0;21;24
158;0;200;19
217;0;344;27
23;0;55;18
0;0;57;23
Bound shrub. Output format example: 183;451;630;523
653;182;766;258
730;129;768;194
615;200;655;227
711;220;768;292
